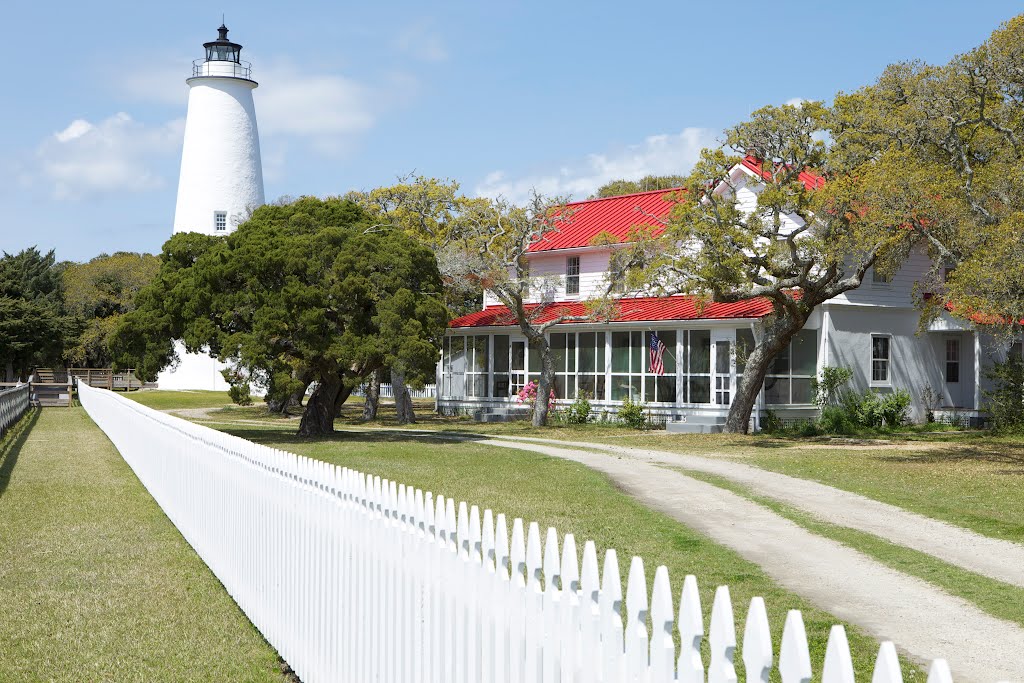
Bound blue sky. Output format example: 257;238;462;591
1;1;1020;262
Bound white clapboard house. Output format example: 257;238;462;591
438;158;1021;430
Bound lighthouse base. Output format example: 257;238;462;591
156;342;232;392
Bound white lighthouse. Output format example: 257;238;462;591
172;24;265;235
159;24;265;392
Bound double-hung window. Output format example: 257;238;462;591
945;338;960;383
214;211;227;232
871;335;891;384
871;267;892;286
566;256;580;295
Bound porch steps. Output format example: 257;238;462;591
666;413;727;434
472;407;531;423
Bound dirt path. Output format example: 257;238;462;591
473;437;1023;682
485;435;1024;590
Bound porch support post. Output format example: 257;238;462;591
974;330;981;411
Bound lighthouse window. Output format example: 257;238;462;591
214;211;227;232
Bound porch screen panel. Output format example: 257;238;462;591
467;335;488;397
687;330;711;404
493;335;510;397
577;332;606;400
550;334;577;399
511;341;526;394
765;329;817;404
448;336;466;397
643;331;677;403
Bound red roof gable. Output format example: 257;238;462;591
449;295;774;328
527;188;682;253
739;155;825;191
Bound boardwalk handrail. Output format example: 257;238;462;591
0;384;31;436
77;380;958;683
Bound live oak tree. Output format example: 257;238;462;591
112;197;447;436
830;15;1024;331
62;252;160;368
0;247;67;382
617;102;920;434
348;175;481;423
592;175;687;199
439;192;614;427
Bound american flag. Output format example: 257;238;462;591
649;332;667;376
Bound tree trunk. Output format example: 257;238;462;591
392;367;416;424
334;383;355;417
362;367;382;421
284;379;308;415
724;316;805;434
532;338;555;427
298;375;342;437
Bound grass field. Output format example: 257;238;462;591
124;389;235;411
0;407;286;682
195;395;1024;546
216;420;921;681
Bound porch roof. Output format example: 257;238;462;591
448;295;775;329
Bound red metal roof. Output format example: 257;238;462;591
739;155;825;191
527;188;682;253
449;295;775;328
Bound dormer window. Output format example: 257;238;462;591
566;256;580;295
871;267;892;286
214;211;227;232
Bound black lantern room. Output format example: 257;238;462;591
204;24;242;63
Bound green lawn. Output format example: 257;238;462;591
217;421;921;681
0;408;286;682
124;389;234;411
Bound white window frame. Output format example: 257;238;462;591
945;337;960;384
870;334;892;386
214;210;228;232
565;256;581;296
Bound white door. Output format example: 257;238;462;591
943;335;964;407
712;330;735;406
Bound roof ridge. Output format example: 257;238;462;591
565;186;684;207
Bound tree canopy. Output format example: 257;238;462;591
112;196;448;435
62;252;160;368
592;175;687;198
0;248;67;381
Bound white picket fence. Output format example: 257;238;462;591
77;380;957;683
0;384;31;437
372;383;437;399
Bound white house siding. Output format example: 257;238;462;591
483;248;614;306
830;246;934;308
824;305;977;422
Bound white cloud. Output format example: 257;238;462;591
392;22;448;63
475;128;718;203
785;97;806;107
257;64;376;138
36;113;183;200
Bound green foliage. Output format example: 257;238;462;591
618;396;648;430
592;176;686;198
811;366;854;407
563;391;593;425
818;406;857;435
985;358;1024;434
833;389;911;431
761;409;785;434
62;252;160;368
0;247;68;380
112;197;448;434
221;368;253;406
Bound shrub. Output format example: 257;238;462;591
879;390;911;428
618;396;648;430
563;391;593;425
811;366;854;407
761;409;785;434
818;405;857;435
985;357;1024;434
222;368;253;406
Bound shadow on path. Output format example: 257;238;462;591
0;408;40;500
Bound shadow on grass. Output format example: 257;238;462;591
875;442;1024;473
0;408;40;499
219;425;491;449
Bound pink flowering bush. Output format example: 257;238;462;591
515;380;556;410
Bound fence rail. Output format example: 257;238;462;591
77;380;957;683
0;384;30;437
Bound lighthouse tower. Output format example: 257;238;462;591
159;24;266;392
172;24;265;235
